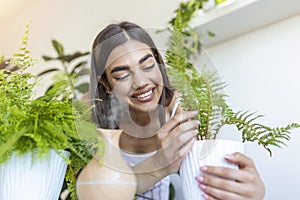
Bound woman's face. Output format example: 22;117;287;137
103;39;164;113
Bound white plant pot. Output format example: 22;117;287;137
180;139;244;200
0;150;69;200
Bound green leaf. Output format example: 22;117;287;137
207;31;215;38
13;53;25;57
75;83;89;93
37;68;60;76
42;55;54;61
52;39;64;56
76;68;90;76
71;61;88;74
0;128;27;163
58;52;89;63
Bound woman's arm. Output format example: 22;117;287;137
195;152;265;200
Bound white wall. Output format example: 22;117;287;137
0;0;181;68
206;13;300;200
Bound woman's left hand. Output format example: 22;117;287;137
195;152;265;200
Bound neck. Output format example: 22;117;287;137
119;107;161;138
129;108;159;127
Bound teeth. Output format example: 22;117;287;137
136;89;153;98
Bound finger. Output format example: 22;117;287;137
178;137;195;159
159;128;197;157
198;171;260;199
199;165;249;183
177;129;198;146
170;110;198;127
158;111;198;138
159;137;195;170
225;152;256;169
197;169;243;192
174;119;200;135
199;183;243;200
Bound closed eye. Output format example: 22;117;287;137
142;64;155;71
114;73;130;81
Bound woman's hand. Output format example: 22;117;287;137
195;152;265;200
154;110;200;174
133;110;199;194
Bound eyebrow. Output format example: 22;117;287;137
110;65;129;74
110;53;153;74
138;53;153;64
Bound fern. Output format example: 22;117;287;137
165;10;300;156
0;22;102;199
223;106;300;156
165;10;227;139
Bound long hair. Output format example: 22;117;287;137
90;21;174;129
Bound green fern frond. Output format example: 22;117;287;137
9;21;36;71
223;106;300;156
165;10;227;139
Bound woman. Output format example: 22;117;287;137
88;21;265;200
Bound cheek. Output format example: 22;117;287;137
152;68;164;87
111;81;130;100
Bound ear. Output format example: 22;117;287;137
97;76;112;94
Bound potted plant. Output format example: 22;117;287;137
0;22;100;200
38;39;90;101
164;10;300;200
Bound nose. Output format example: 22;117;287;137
132;70;147;90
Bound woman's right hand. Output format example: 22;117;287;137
154;110;200;174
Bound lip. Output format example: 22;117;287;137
130;87;156;102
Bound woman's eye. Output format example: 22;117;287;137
142;64;155;71
115;74;130;81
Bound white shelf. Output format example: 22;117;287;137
190;0;300;47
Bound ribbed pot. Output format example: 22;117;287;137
0;149;69;200
76;129;137;200
180;139;244;200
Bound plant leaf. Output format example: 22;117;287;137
42;55;54;61
75;83;89;93
71;61;88;74
37;68;60;76
58;52;89;63
52;39;64;56
77;68;90;76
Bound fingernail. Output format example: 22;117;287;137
200;166;207;171
201;193;209;200
225;154;233;159
199;184;206;190
195;175;203;182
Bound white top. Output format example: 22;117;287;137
121;151;170;200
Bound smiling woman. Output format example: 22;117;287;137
90;22;175;130
76;21;265;200
98;40;164;116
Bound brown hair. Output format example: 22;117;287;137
90;21;174;128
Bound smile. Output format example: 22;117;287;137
134;89;154;98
